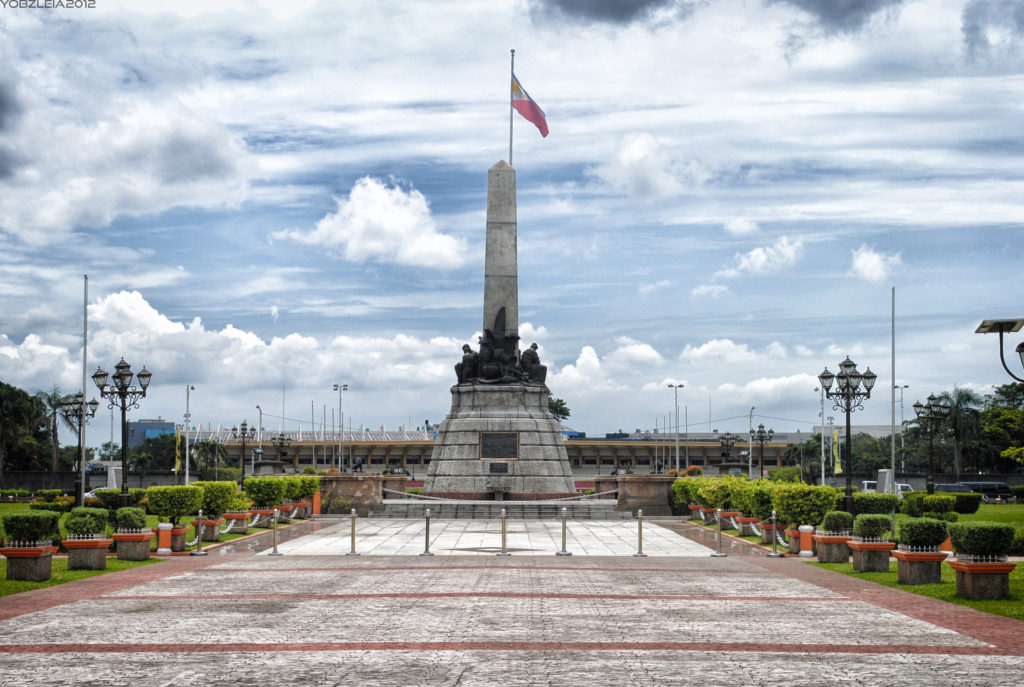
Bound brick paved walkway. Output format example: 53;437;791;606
1;518;1022;686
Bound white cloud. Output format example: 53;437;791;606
724;218;759;235
589;132;710;199
519;322;549;342
638;279;671;295
272;177;467;269
691;284;729;298
849;244;902;282
271;305;280;322
717;236;805;278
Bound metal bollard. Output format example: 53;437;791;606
633;508;647;557
419;508;434;556
711;507;727;557
268;508;282;556
346;508;359;556
767;509;784;558
556;506;572;556
191;508;207;556
498;508;511;556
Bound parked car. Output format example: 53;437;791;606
935;483;973;493
861;481;876;493
958;481;1014;502
896;483;913;498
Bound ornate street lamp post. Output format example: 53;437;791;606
750;424;774;479
232;421;256;478
975;319;1024;382
913;394;951;495
818;356;876;514
271;432;292;469
719;432;736;460
58;392;100;507
92;358;152;507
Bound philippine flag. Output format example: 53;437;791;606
511;74;549;137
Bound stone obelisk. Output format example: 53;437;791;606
423;161;576;500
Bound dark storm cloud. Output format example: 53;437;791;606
962;0;1024;59
0;80;21;131
768;0;904;33
527;0;695;25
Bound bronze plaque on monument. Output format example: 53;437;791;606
480;432;518;460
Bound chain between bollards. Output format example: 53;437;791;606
498;508;511;556
346;507;359;556
633;508;647;557
711;507;727;557
556;506;572;556
191;508;207;556
419;508;434;556
268;508;282;556
767;509;784;558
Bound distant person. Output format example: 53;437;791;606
353;456;363;472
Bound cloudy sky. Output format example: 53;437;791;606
1;0;1022;446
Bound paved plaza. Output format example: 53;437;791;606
1;517;1023;686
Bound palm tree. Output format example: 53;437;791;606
193;440;229;478
33;386;67;473
939;386;983;481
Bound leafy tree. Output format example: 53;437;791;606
130;451;152;487
97;441;120;463
548;397;571;422
193;440;229;476
980;407;1024;469
938;386;983;480
128;433;179;473
985;382;1024;410
0;381;54;472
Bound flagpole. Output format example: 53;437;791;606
509;48;515;167
79;274;88;507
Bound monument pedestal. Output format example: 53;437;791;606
424;383;576;500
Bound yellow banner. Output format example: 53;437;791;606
832;430;841;474
174;426;181;473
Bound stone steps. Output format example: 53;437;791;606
368;500;633;520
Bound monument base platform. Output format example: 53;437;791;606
424;383;576;498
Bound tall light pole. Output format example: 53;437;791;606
183;385;195;485
751;423;774;479
914;394;951;495
58;392;100;507
747;406;755;479
92;358;152;507
894;384;908;450
333;383;348;471
815;387;825;486
667;383;683;473
818;356;877;514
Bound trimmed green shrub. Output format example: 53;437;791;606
0;488;30;498
901;491;927;517
296;475;321;499
853;492;898;515
773;483;840;527
243;476;286;508
922;494;955;513
671;478;700;506
35;489;62;502
897;518;948;548
768;466;801;483
282;475;304;502
146;485;203;524
115;507;147;530
2;510;60;542
744;480;777;521
30;499;72;513
853;513;891;539
190;481;237;518
302;466;317;475
64;507;110;535
922;510;959;523
93;488;147;513
949;521;1016;557
696;477;733;509
204;466;242;482
949;492;983;514
225;492;253;513
819;510;853;533
321;493;354;514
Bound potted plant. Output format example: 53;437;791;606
62;507;112;571
774;483;839;555
814;510;854;563
893;517;948;584
671;478;701;520
296;474;321;517
848;513;895;572
243;476;286;527
190;481;236;541
146;485;203;553
222;492;254;534
110;507;154;561
948;521;1017;599
280;476;304;519
1;511;60;581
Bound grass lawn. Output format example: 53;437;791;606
813;560;1024;622
0;557;162;597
